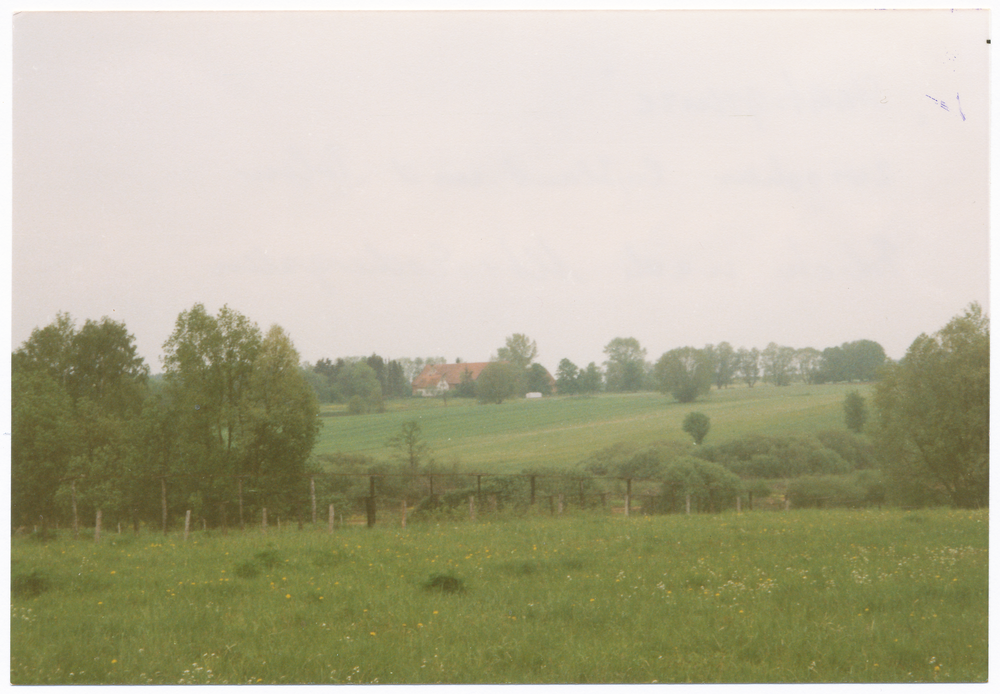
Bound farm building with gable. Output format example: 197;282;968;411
411;362;491;397
411;361;557;397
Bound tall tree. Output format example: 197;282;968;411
795;347;823;384
762;343;796;386
496;333;538;372
873;303;989;508
526;363;554;395
735;347;761;388
243;325;320;480
603;337;647;392
710;342;736;390
843;391;868;434
578;362;603;394
655;347;713;403
12;313;150;526
555;358;580;395
161;303;263;477
476;361;521;404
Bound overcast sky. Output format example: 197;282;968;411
10;8;990;373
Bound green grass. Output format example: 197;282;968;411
10;507;987;684
316;383;870;473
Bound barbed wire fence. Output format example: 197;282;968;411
17;470;776;541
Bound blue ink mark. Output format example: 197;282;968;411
926;95;939;104
956;93;966;121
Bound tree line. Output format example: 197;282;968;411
552;337;887;402
12;304;319;528
11;302;987;527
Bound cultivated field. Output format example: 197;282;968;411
315;383;870;473
10;508;987;684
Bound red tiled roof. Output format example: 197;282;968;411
411;362;491;390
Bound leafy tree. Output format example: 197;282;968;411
386;420;431;470
385;360;410;398
843;391;868;434
795;347;823;384
579;362;603;394
455;368;477;398
873;303;989;508
476;361;521;404
682;411;711;445
10;368;78;526
603;337;647;392
244;325;320;481
161;304;262;477
496;333;538;372
762;343;796;386
338;362;384;414
819;340;887;382
526;363;554;395
734;347;760;388
655;347;713;403
12;313;150;526
710;342;736;390
555;358;580;395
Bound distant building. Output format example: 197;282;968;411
411;362;491;397
411;361;558;397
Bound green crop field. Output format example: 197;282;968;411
315;383;871;473
10;508;987;684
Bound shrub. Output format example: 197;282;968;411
423;574;466;593
11;568;53;598
649;457;742;513
785;470;885;509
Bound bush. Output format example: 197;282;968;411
11;568;53;598
785;471;887;509
649;457;742;513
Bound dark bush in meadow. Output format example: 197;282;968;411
647;457;742;513
814;430;875;469
11;568;53;598
697;434;856;479
785;470;887;508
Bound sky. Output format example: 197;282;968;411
8;6;991;374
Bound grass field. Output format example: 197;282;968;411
315;383;870;473
10;507;987;684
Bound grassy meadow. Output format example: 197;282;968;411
10;507;987;684
315;382;870;473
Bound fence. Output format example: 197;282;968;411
17;470;777;541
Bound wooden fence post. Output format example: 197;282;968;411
748;490;753;511
366;497;377;528
238;477;245;531
184;509;191;542
71;480;79;540
736;496;742;514
310;476;317;525
328;504;335;534
489;495;497;512
94;509;102;543
579;480;585;508
558;493;564;515
161;477;168;535
530;476;536;505
402;499;407;528
262;507;268;534
469;495;476;520
548;495;555;515
686;494;691;515
625;479;632;517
